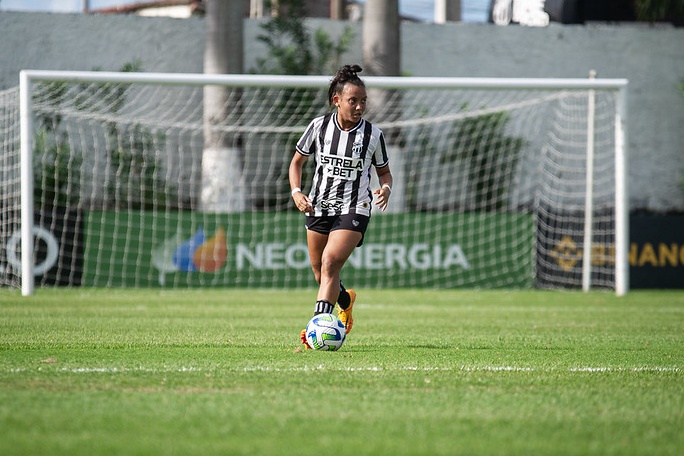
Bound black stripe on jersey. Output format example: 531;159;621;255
350;120;375;209
361;119;373;162
324;119;343;213
310;114;333;209
320;114;341;213
317;113;333;152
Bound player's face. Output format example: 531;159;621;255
334;83;367;130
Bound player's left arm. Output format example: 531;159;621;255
373;164;393;211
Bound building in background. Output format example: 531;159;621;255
0;0;493;23
489;0;683;26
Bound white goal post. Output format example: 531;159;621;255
9;70;628;295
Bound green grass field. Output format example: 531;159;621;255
1;288;682;455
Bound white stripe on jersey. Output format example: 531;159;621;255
296;113;389;217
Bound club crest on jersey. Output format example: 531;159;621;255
352;141;363;157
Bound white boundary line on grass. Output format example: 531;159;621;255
6;365;680;374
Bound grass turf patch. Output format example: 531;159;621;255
0;289;682;455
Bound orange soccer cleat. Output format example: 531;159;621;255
337;289;356;334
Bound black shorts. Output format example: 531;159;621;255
306;213;370;246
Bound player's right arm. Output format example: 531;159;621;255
289;151;313;213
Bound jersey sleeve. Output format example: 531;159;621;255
371;130;390;168
295;117;319;156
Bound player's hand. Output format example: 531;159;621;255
292;191;313;213
374;185;391;212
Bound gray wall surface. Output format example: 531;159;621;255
1;11;683;212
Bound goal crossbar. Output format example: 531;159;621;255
21;69;628;89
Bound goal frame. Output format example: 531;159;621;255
18;69;629;296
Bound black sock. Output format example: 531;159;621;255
314;300;334;315
338;282;351;310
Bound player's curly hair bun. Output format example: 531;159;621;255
328;64;365;107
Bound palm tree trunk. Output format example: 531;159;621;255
202;0;246;212
363;0;404;212
435;0;461;23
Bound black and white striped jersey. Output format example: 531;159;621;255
296;113;389;217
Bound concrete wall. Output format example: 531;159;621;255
1;11;683;212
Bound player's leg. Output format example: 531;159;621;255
307;229;350;304
316;229;361;303
308;228;342;315
317;229;362;333
328;214;368;333
300;228;329;348
306;228;327;287
304;218;350;310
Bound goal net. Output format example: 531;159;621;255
1;71;628;295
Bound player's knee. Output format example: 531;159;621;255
320;255;344;276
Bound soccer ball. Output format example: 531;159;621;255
305;313;346;351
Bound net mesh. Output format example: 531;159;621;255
0;75;621;290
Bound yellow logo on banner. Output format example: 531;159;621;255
550;236;616;271
550;236;582;271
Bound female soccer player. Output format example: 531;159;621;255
289;64;393;348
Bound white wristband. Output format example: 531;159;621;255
382;184;392;193
291;187;301;196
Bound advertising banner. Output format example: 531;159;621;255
82;211;535;289
537;211;684;289
0;209;83;286
630;215;684;289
